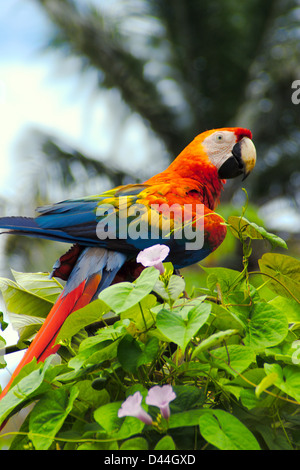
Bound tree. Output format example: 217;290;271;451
33;0;300;199
3;0;300;269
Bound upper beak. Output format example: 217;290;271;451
218;137;257;181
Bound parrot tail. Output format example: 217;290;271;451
0;216;76;243
0;247;126;401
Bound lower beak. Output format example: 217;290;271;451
218;137;257;181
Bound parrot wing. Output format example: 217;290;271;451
0;182;220;268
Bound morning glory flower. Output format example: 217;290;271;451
118;391;153;425
145;384;176;420
136;244;170;275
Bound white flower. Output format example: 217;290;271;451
118;391;153;425
145;384;176;419
136;244;170;274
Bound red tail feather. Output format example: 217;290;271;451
0;273;101;400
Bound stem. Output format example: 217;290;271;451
111;368;127;391
0;431;119;444
194;426;198;450
138;302;148;330
276;410;294;449
216;283;223;304
241;188;249;219
248;271;300;304
255;277;272;291
0;345;26;356
209;349;300;405
203;366;212;399
137;368;146;387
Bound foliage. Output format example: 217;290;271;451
0;205;300;450
4;0;300;276
35;0;300;199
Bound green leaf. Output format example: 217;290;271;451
199;409;260;450
264;338;300;366
0;312;8;331
255;372;279;398
154;435;176;450
153;275;185;303
117;335;159;373
66;317;126;371
210;303;245;332
0;278;53;318
77;319;129;350
94;401;145;439
0;272;61;344
14;315;44;345
202;266;242;293
0;357;53;426
29;386;79;450
94;401;122;434
117;334;143;373
77;442;119;450
192;329;239;358
228;216;288;249
244;302;288;351
269;296;300;323
209;345;256;377
171;385;205;412
11;270;63;302
137;336;160;368
120;437;148;450
255;424;294;450
68;339;119;371
156;302;211;352
55;298;111;344
8;415;31;450
220;368;267;401
239;388;271;410
75;380;110;408
258;253;300;302
120;294;156;330
264;364;300;402
0;335;6;368
113;415;147;440
168;409;205;428
99;267;159;313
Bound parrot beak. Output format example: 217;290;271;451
218;137;257;181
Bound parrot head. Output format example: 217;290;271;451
200;127;256;181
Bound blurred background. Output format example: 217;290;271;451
0;0;300;438
0;0;299;287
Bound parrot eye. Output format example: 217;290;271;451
215;133;224;142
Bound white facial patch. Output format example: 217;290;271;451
202;130;237;169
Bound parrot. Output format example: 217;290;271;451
0;127;256;402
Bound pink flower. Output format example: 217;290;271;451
118;391;153;425
145;384;176;420
136;244;170;275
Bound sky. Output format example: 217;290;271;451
0;0;50;393
0;0;167;400
0;0;163;201
0;0;145;394
0;1;61;192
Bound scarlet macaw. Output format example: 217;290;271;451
0;127;256;400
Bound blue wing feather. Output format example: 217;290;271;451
0;183;215;269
